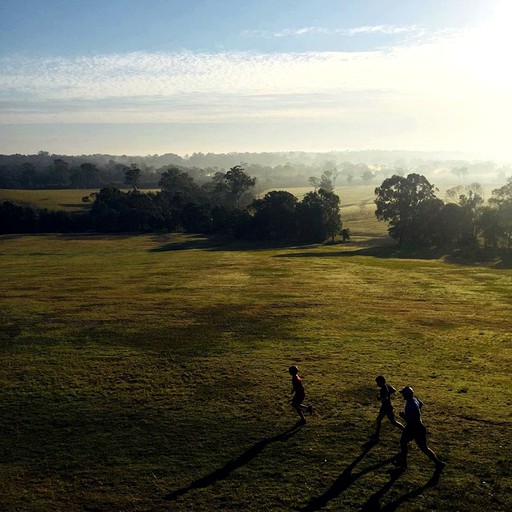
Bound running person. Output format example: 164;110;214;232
394;386;445;471
289;365;313;425
371;375;404;440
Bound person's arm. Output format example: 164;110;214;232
389;385;396;394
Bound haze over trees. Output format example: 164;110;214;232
2;149;512;253
374;173;512;251
1;150;511;191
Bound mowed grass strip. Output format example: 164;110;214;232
0;233;511;511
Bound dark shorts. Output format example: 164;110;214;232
292;393;305;408
401;422;427;446
378;404;395;419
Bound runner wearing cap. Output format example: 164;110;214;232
393;386;445;471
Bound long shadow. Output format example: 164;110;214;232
164;424;303;501
376;470;442;512
358;467;406;511
274;244;445;261
300;440;395;511
275;244;512;268
151;235;318;253
58;202;90;209
150;238;222;252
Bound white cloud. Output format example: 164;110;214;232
0;24;511;157
242;24;420;39
346;24;418;35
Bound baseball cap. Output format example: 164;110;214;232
399;386;414;396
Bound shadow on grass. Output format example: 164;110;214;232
164;424;303;501
150;233;320;253
359;467;406;511
360;469;442;511
300;440;395;511
275;243;446;261
150;234;224;252
275;244;512;268
58;203;91;209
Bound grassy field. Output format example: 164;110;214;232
0;185;376;213
0;189;101;212
1;195;511;511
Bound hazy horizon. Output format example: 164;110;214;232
1;1;511;159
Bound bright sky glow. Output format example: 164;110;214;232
0;0;510;158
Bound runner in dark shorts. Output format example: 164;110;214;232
289;365;313;425
371;375;404;440
393;386;445;471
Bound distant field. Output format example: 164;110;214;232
1;185;376;212
0;188;98;211
0;230;511;511
0;188;161;212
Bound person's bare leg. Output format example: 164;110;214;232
417;440;444;469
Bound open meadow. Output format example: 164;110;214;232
0;192;511;511
0;189;100;212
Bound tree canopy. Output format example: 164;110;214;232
374;173;443;244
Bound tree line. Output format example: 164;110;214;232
2;150;508;191
0;166;343;243
0;155;380;190
2;167;512;251
375;173;512;250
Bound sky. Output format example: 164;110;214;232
0;0;511;158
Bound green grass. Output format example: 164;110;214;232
0;188;159;212
1;183;511;511
0;189;100;211
1;230;511;512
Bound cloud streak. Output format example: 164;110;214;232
0;24;511;157
242;24;421;39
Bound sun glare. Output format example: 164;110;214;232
474;1;512;86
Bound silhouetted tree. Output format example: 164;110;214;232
296;192;327;243
181;202;212;233
249;190;298;240
0;201;37;233
458;190;483;243
124;165;141;190
80;163;101;188
308;176;321;192
19;163;38;188
122;190;159;231
38;209;75;233
319;169;338;192
89;187;128;231
318;188;342;242
437;203;468;245
201;171;230;206
477;207;501;249
159;166;202;203
224;165;256;208
51;159;70;187
374;173;443;244
489;177;512;250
